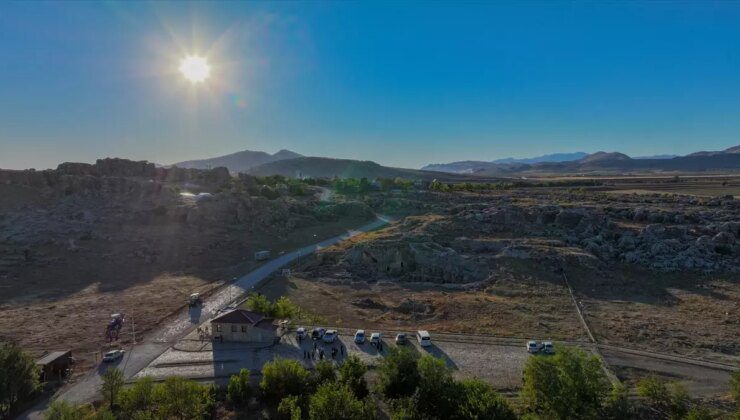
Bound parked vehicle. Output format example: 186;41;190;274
416;330;432;347
311;328;326;340
102;349;125;363
354;329;366;344
542;341;555;354
395;333;408;345
322;330;338;343
527;340;541;353
370;332;382;345
296;327;307;340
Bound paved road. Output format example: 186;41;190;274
21;214;390;418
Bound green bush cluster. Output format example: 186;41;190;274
244;294;298;319
377;347;515;420
46;370;214;420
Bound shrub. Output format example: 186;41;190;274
278;395;302;420
414;355;455;418
260;359;310;405
154;376;213;420
227;368;253;406
339;355;369;399
273;296;298;319
636;376;689;419
313;360;336;386
309;383;370;420
520;346;610;420
376;347;420;399
100;367;124;411
118;376;155;417
452;378;516;420
245;293;273;315
44;400;93;420
0;343;40;418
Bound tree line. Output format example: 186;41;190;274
2;340;739;419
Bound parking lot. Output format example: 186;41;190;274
134;327;531;390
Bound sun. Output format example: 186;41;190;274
179;55;211;83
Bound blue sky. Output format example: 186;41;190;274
1;1;740;170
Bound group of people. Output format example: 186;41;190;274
302;341;345;361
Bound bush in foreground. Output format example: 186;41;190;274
0;343;40;418
260;358;310;405
520;346;611;420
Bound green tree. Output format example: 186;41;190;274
377;347;420;399
227;368;253;406
309;383;370;420
278;395;302;420
452;378;516;420
260;358;310;405
521;346;610;420
0;343;40;418
155;376;213;420
118;376;155;417
313;360;336;386
601;382;632;419
414;355;455;418
339;355;368;399
273;296;298;319
636;376;689;420
100;367;124;411
245;293;273;315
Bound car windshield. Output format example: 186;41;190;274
356;332;364;336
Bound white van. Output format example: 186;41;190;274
416;330;432;347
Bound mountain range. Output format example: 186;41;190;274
421;147;738;175
168;144;740;180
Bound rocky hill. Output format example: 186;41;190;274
171;149;303;173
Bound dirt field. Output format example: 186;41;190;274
567;264;740;366
256;262;589;342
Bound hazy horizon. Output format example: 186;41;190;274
2;2;740;170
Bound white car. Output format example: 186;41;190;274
527;340;541;353
322;330;338;343
370;332;382;345
354;329;366;344
542;341;555;354
416;330;432;347
296;327;307;340
102;349;125;363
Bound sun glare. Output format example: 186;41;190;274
179;55;211;83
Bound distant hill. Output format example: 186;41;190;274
247;157;462;180
425;145;740;175
492;152;588;164
172;149;303;173
422;152;587;173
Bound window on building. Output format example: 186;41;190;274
231;325;237;332
216;324;222;332
241;325;247;333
